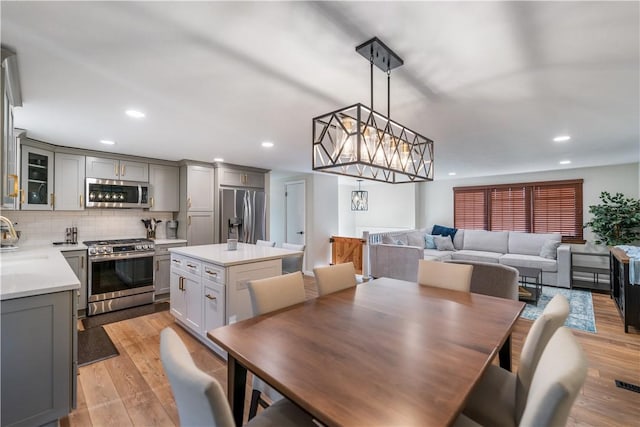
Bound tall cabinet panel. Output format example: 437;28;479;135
55;153;85;211
21;145;54;210
178;164;214;246
149;164;179;212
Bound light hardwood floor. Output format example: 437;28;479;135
62;280;640;426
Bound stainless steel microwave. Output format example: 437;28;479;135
85;178;150;208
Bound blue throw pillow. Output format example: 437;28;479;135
424;234;436;249
431;224;458;238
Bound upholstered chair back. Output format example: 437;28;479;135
282;243;305;274
515;294;570;422
519;327;587;427
160;328;235;427
313;262;358;296
248;271;306;315
256;239;276;247
417;260;473;292
447;260;519;300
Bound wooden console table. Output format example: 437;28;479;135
610;247;640;333
330;236;366;274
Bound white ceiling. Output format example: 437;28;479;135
2;1;638;180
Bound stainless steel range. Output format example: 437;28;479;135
84;238;155;316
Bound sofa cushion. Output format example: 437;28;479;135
463;230;509;253
424;234;436;249
423;249;453;261
539;240;561;259
452;250;502;263
406;230;426;248
432;224;458;238
434;235;455;251
508;232;561;256
453;229;465;250
499;254;558;272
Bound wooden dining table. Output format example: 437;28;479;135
207;277;525;427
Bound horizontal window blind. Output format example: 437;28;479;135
454;189;487;230
453;179;584;242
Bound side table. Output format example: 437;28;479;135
516;266;542;305
571;249;610;293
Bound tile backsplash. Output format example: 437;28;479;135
1;210;175;247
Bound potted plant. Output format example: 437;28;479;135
584;191;640;245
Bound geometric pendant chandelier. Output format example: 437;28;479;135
312;37;434;184
351;180;368;211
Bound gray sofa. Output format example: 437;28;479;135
368;228;571;287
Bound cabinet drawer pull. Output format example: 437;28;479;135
150;196;154;208
179;276;185;291
51;193;55;207
80;194;84;207
156;260;159;271
121;164;126;176
115;163;119;177
187;263;196;269
187;197;192;209
81;256;84;269
205;294;216;300
20;189;25;204
188;216;191;226
172;259;181;264
205;269;218;276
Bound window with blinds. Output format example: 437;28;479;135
453;179;584;242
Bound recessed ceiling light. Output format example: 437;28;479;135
553;135;571;142
261;141;274;148
559;160;572;165
448;172;456;176
125;109;145;119
100;139;115;145
213;157;224;162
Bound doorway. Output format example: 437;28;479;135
285;181;305;245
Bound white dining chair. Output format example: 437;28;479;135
256;239;276;247
281;243;305;274
159;327;314;427
463;294;571;426
417;260;473;292
246;272;307;419
313;262;358;296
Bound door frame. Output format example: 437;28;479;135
284;180;306;245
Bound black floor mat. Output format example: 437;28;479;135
82;301;169;329
78;326;119;366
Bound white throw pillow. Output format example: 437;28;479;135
539;240;561;259
434;235;455;251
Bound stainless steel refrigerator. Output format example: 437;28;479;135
220;189;266;243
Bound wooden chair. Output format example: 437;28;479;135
256;239;276;247
159;327;314;427
246;272;307;419
462;294;571;426
454;326;587;427
313;262;358;297
281;243;305;274
417;260;473;292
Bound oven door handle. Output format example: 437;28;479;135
88;252;155;262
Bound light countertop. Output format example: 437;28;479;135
169;243;302;267
0;245;81;301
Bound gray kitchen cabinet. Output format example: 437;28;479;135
1;290;77;427
218;167;264;189
203;280;225;337
154;242;186;297
86;156;148;181
20;145;54;211
62;250;87;312
186;165;214;211
187;212;214;246
55;153;85;211
177;164;214;245
149;164;179;212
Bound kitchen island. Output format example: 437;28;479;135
168;243;303;357
1;246;80;427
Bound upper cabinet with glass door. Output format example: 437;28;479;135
21;145;54;210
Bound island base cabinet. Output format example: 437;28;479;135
1;291;76;427
170;267;202;331
227;260;281;323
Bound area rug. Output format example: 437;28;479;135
520;286;597;333
78;326;119;366
82;301;169;329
